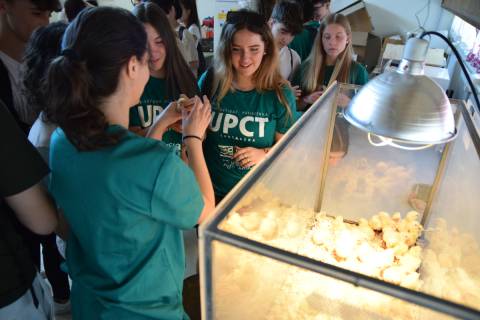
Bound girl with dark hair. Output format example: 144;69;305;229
179;0;201;46
45;6;214;319
200;9;297;202
24;22;67;160
130;2;198;156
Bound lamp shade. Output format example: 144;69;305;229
343;38;457;145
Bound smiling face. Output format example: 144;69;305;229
322;23;348;61
270;21;294;49
144;23;166;77
0;0;51;43
231;28;265;80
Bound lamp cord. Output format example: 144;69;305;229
420;31;480;115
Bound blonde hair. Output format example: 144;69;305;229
302;13;354;93
211;10;292;118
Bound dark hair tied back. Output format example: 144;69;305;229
60;48;81;61
44;7;147;151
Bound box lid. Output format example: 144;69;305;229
337;0;373;32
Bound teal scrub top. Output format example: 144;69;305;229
199;73;297;198
49;126;203;319
129;76;183;154
288;21;320;61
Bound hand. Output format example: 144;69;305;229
302;89;324;105
147;101;182;139
182;95;212;138
171;94;196;132
233;146;267;168
154;101;182;129
337;93;351;108
292;85;302;98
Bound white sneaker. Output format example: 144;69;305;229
54;300;71;315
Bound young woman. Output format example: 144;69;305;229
44;7;214;319
292;13;368;164
130;2;198;156
200;10;297;202
292;13;368;109
179;0;201;47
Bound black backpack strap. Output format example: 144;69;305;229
0;59;29;134
0;59;15;118
289;47;293;72
178;25;186;41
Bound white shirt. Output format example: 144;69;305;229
175;25;199;76
0;51;35;125
28;112;57;149
278;46;301;81
188;24;201;47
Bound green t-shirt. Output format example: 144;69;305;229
199;73;297;198
49;126;203;320
291;60;369;89
288;21;320;62
129;76;183;154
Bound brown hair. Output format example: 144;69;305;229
44;7;147;151
22;22;67;119
302;13;354;93
213;10;292;117
133;2;198;99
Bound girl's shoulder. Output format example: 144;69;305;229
349;61;369;85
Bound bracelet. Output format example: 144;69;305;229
182;135;202;142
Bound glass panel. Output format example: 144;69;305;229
424;109;480;310
321;85;445;222
204;86;480;318
209;240;453;320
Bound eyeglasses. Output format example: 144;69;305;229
225;10;266;27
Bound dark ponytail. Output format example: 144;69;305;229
44;7;147;151
22;21;67;119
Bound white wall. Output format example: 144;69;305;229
197;0;215;22
331;0;454;40
95;0;215;20
98;0;132;10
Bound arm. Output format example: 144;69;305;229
147;101;182;140
5;183;58;235
232;132;284;168
182;96;215;224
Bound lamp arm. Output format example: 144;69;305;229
420;31;480;115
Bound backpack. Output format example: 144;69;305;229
179;25;207;77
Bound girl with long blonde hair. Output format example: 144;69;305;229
292;13;368;109
200;9;297;202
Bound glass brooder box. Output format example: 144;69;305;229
199;83;480;320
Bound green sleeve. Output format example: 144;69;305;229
276;86;298;133
353;63;369;86
129;106;141;127
151;152;203;229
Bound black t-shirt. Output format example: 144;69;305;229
0;101;50;307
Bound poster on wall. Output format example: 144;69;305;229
214;0;240;50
